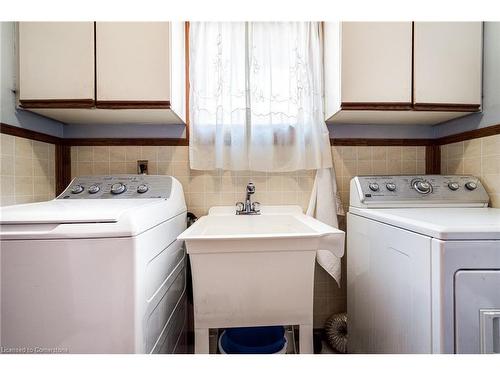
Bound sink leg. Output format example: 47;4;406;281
194;328;210;354
299;324;313;354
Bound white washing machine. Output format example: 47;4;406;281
0;175;188;354
347;175;500;354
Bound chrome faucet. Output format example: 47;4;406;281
236;182;261;215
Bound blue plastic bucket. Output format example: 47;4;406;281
218;326;287;354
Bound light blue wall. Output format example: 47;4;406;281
1;22;64;137
64;123;186;138
433;22;500;138
328;123;434;139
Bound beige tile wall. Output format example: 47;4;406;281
333;145;426;213
71;144;426;328
71;145;316;217
0;134;55;206
441;134;500;208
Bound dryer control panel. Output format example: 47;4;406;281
57;175;173;199
350;175;489;208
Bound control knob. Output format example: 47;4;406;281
413;180;432;194
368;183;380;192
137;184;149;194
465;181;477;191
386;183;397;191
110;182;127;195
88;185;100;194
448;182;459;191
71;184;84;194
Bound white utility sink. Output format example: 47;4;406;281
178;205;345;354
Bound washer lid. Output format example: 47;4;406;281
0;199;162;224
349;207;500;240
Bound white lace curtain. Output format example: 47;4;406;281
189;22;344;284
189;22;332;172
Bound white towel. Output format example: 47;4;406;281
306;168;345;286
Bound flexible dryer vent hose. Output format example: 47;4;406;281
325;312;347;353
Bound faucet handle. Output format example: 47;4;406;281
252;202;261;213
246;182;255;194
235;202;244;213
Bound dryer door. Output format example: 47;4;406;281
455;270;500;354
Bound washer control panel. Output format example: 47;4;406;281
352;175;489;207
58;175;173;199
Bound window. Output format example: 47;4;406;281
189;22;332;172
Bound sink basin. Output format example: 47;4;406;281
178;205;345;354
179;206;343;253
188;214;316;237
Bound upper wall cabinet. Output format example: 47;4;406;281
96;22;171;106
413;22;482;110
17;22;187;125
18;22;95;107
324;22;483;125
339;22;413;107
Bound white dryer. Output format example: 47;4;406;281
0;175;188;354
347;175;500;354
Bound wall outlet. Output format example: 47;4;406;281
137;160;148;174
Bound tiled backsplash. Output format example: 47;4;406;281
71;145;426;216
441;134;500;208
71;145;315;217
0;133;55;206
71;144;426;327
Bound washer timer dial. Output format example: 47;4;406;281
412;179;433;195
110;182;127;195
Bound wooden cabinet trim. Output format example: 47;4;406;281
20;99;95;109
413;103;481;112
425;144;441;174
436;123;500;145
95;100;171;109
0;122;61;144
340;102;480;113
341;102;413;111
55;144;72;196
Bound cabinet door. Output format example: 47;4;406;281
341;22;413;107
413;22;482;109
19;22;95;106
96;22;171;106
